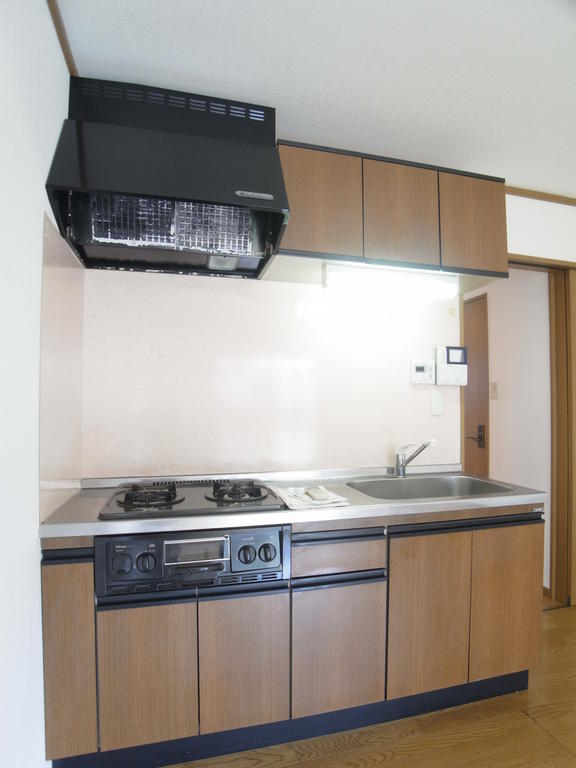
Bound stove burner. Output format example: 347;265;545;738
116;482;185;510
205;480;269;505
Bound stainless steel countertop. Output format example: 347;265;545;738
39;468;547;539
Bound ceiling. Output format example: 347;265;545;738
57;0;576;197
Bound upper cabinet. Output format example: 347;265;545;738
277;142;508;277
278;145;363;257
439;172;508;274
363;160;440;266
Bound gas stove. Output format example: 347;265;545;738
98;479;285;520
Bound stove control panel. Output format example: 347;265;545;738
106;538;163;584
95;526;288;601
230;529;281;572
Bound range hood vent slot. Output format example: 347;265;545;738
74;77;274;137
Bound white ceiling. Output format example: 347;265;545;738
58;0;576;196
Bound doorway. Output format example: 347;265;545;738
462;268;568;602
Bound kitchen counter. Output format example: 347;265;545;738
40;467;546;764
39;469;547;540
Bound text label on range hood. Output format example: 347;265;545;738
46;77;290;279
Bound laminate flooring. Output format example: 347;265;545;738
176;607;576;768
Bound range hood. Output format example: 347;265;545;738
46;77;290;279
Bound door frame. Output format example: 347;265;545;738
461;264;571;605
507;259;571;605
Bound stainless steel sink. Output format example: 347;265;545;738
347;475;514;501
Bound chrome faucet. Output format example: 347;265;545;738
395;440;435;478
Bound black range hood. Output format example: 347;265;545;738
46;77;290;279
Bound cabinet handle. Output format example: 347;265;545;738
292;569;386;592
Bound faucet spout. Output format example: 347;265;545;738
395;440;435;478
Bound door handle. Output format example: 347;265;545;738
466;424;485;449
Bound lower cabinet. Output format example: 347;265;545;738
97;602;199;751
41;562;98;760
292;578;387;718
387;531;472;699
96;592;291;750
42;515;544;759
469;523;544;680
387;519;544;700
198;591;290;733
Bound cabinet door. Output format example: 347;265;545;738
363;160;440;266
439;172;508;274
292;580;386;718
41;562;98;760
97;603;198;751
198;591;290;733
469;523;544;681
387;532;472;699
278;145;363;256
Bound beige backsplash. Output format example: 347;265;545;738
78;268;461;478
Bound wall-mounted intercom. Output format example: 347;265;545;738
436;346;468;386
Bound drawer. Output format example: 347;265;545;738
291;532;387;578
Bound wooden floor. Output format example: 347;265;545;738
175;607;576;768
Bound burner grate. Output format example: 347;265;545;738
205;480;269;505
117;482;185;510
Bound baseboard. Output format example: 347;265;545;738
53;671;528;768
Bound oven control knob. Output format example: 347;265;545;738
238;545;257;564
258;543;277;562
112;554;133;575
136;553;156;573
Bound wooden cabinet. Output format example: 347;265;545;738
469;523;544;680
439;172;508;274
291;535;387;578
278;141;507;277
41;562;98;760
198;591;290;733
292;579;387;718
363;160;440;266
387;531;472;699
278;144;363;257
387;519;543;700
97;603;198;751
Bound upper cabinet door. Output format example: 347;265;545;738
363;160;440;266
278;145;363;257
439;173;508;274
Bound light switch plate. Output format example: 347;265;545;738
431;390;444;416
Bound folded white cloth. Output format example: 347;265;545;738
271;485;350;510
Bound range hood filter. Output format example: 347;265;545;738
90;193;255;258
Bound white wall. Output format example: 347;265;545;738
466;269;552;587
0;3;69;765
506;194;576;262
40;216;84;488
81;268;461;477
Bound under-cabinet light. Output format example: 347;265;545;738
323;263;459;301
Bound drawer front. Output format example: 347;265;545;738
292;538;387;578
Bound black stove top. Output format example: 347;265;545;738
98;480;285;520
